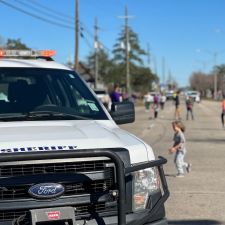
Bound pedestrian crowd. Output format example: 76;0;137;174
143;90;194;178
143;92;166;119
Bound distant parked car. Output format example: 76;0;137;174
165;90;175;100
186;91;201;103
94;89;111;109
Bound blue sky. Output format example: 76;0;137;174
1;0;225;87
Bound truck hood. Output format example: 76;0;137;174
0;120;154;164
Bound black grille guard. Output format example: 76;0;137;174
0;149;169;225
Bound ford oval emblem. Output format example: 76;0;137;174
28;183;65;199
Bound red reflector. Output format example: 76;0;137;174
47;211;61;220
40;50;56;57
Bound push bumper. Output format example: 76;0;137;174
0;150;169;225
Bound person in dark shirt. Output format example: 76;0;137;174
174;90;181;120
221;96;225;128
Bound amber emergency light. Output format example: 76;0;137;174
0;49;56;58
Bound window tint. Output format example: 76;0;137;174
0;68;108;120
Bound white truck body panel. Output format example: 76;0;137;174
0;120;155;164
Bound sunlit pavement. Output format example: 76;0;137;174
120;100;225;225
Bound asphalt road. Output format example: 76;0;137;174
120;99;225;225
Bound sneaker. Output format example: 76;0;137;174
176;173;184;178
187;163;192;173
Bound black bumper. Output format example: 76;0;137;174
0;217;168;225
0;149;169;225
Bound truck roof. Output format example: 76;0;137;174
0;58;71;70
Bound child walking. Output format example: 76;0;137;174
168;121;191;177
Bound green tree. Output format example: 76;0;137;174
112;26;158;91
6;38;30;50
131;65;158;92
112;26;146;65
86;49;114;84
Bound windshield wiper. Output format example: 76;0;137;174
0;111;90;121
0;113;26;121
27;111;90;120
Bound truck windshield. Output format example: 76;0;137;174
0;68;108;120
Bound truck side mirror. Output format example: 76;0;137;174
110;101;135;124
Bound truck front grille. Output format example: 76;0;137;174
0;160;108;177
0;177;114;200
0;160;115;200
0;156;117;222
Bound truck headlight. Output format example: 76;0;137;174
132;167;160;211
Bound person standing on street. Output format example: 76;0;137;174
168;121;191;177
153;94;159;119
160;93;166;110
221;96;225;128
174;90;181;120
110;84;122;103
186;96;194;120
143;92;151;112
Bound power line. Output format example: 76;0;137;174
80;34;93;50
29;0;74;21
80;22;94;38
0;0;75;30
14;0;74;24
80;21;111;52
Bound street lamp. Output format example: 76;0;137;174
196;49;225;99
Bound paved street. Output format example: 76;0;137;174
120;99;225;225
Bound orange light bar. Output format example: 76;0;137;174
0;50;5;57
39;50;56;57
0;49;56;58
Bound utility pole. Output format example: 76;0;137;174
153;55;158;76
147;43;151;68
125;6;130;96
94;17;99;89
196;48;225;100
118;6;134;96
214;52;218;100
75;0;79;71
162;56;165;85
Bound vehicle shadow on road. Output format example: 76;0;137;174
168;219;223;225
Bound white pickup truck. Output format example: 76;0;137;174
0;49;169;225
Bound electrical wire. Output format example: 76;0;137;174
29;0;74;21
1;0;111;51
80;21;111;52
80;33;93;50
14;0;74;24
0;0;75;30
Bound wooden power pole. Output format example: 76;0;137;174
118;6;134;96
94;17;99;89
75;0;79;71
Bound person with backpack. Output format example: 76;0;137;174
174;90;181;120
186;96;194;120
